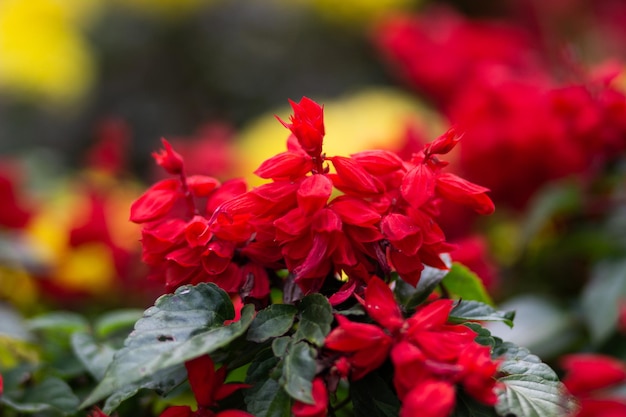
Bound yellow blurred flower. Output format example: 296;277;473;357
306;0;419;27
0;0;99;104
236;87;444;186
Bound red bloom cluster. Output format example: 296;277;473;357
561;353;626;417
131;97;493;302
324;277;499;417
160;355;253;417
374;7;626;209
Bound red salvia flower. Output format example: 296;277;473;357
159;355;253;417
292;377;328;417
277;97;325;158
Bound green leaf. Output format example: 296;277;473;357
102;366;188;415
71;332;116;380
351;371;401;417
449;300;515;328
463;323;501;348
248;304;298;343
80;283;252;409
280;341;316;404
442;263;494;306
28;311;89;336
272;336;291;358
94;309;144;339
493;342;578;417
294;294;332;347
245;349;292;417
399;260;450;310
493;342;558;381
496;375;577;417
581;259;626;344
1;377;80;415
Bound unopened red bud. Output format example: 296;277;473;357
152;138;184;175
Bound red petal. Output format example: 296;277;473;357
330;156;381;194
329;196;380;226
215;411;256;417
153;138;184;175
424;127;461;156
436;173;495;215
185;216;212;247
297;175;332;215
350;149;404;175
359;277;404;332
254;151;313;180
381;213;422;256
130;179;181;223
561;354;626;396
292;377;328;417
407;299;454;330
401;164;435;209
186;175;220;197
159;406;193;417
400;380;456;417
206;179;248;214
185;355;216;407
312;208;342;233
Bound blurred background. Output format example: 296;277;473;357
1;0;626;392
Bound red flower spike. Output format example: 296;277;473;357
358;276;404;333
88;407;110;417
292;377;328;417
561;354;626;396
130;179;181;223
424;127;461;156
436;173;495;215
153;138;184;175
277;97;325;157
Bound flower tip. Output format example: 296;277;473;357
153;138;184;175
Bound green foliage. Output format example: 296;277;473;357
351;371;401;417
493;342;579;417
81;283;254;410
442;263;494;306
449;300;515;328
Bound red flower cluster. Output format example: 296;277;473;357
160;355;253;417
130;97;493;303
561;353;626;417
374;7;626;209
324;277;499;417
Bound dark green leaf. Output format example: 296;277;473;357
248;304;297;343
245;349;291;417
493;342;578;417
102;366;188;415
71;332;116;380
351;371;401;417
272;336;291;358
1;377;79;415
294;294;332;347
449;300;515;328
581;259;626;344
81;284;250;409
495;375;578;417
400;261;450;310
463;323;501;348
442;263;494;306
280;341;316;404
